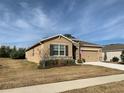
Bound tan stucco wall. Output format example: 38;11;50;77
26;36;73;63
102;51;122;62
43;36;73;59
80;47;102;62
26;36;102;63
26;44;44;63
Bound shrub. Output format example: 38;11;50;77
38;59;75;69
10;47;25;59
77;59;82;63
120;50;124;62
37;60;46;69
112;57;119;62
77;58;85;63
82;58;85;62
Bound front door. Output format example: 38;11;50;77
73;45;77;60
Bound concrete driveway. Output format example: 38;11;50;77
84;62;124;70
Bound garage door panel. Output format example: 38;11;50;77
81;50;100;62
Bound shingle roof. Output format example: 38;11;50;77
26;34;76;51
102;44;124;52
26;34;102;51
72;39;102;47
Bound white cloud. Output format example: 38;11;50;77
14;19;31;29
19;2;29;8
0;2;60;46
75;0;124;43
102;16;124;29
31;8;53;29
0;0;124;47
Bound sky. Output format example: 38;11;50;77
0;0;124;48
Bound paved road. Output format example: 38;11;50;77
1;74;124;93
84;62;124;70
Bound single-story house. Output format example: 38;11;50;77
102;44;124;62
26;34;102;63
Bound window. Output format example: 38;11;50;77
53;45;59;55
50;44;68;56
60;45;64;55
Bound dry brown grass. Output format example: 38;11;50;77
0;58;124;90
63;81;124;93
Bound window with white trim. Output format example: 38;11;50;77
50;44;67;56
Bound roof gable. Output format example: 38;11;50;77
26;34;75;51
40;34;76;43
71;39;102;48
26;34;102;51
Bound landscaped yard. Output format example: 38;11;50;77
63;80;124;93
0;58;124;90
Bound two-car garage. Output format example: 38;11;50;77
80;47;102;62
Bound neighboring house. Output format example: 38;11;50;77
26;34;102;63
102;44;124;62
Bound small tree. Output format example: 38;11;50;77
120;50;124;62
104;52;107;62
10;46;26;59
10;46;18;59
0;45;25;59
0;46;7;57
63;34;76;39
5;46;11;57
17;48;25;59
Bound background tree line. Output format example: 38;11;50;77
0;45;25;59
